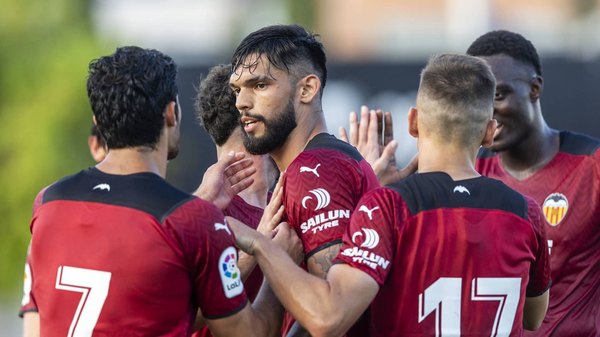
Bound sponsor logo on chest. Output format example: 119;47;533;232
300;209;350;234
542;193;569;226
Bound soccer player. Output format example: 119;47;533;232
24;46;291;337
467;30;600;337
193;64;282;337
229;54;551;337
20;125;107;337
228;24;380;335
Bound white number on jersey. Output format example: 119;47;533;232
55;266;112;337
419;277;521;337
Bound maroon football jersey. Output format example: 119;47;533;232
27;168;247;337
194;195;265;337
336;172;551;337
281;133;379;336
477;131;600;337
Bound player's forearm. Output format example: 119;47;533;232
250;280;284;337
523;290;549;330
237;251;258;281
22;312;40;337
253;237;342;337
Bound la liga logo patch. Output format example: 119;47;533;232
218;246;243;298
542;193;569;226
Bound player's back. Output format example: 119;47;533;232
30;167;239;337
358;172;549;336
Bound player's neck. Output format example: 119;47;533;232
418;140;479;180
96;146;167;178
500;123;559;180
271;109;327;172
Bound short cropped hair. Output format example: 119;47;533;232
466;30;542;76
195;64;239;146
417;54;496;145
231;24;327;95
87;46;178;150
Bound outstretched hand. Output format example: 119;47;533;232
339;106;417;185
194;151;256;210
257;173;285;237
228;217;304;264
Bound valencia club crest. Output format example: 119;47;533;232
542;193;569;226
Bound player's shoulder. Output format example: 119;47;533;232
303;133;364;162
386;172;528;219
559;130;600;156
42;167;196;223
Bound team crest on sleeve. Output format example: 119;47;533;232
218;247;244;298
542;193;569;226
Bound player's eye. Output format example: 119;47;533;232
494;90;507;100
256;82;267;90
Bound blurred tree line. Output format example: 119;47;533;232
0;0;106;299
0;0;316;300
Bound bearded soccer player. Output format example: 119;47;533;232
229;53;551;337
467;30;600;337
193;64;282;337
22;46;288;337
229;24;380;336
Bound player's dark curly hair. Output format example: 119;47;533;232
87;46;178;150
466;30;542;76
195;64;239;146
231;24;327;96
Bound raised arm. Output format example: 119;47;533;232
195;151;256;210
339;106;417;185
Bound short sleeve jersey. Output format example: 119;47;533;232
282;133;380;258
194;195;265;337
25;168;247;337
336;172;551;337
476;131;600;337
281;133;379;336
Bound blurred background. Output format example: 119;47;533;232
2;0;600;333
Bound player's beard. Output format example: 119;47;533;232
242;99;297;155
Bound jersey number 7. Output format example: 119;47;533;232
55;266;112;337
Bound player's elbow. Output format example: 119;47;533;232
523;290;549;331
303;312;347;337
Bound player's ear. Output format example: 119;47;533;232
481;119;498;148
165;101;177;127
298;74;321;104
408;107;419;138
529;75;543;102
